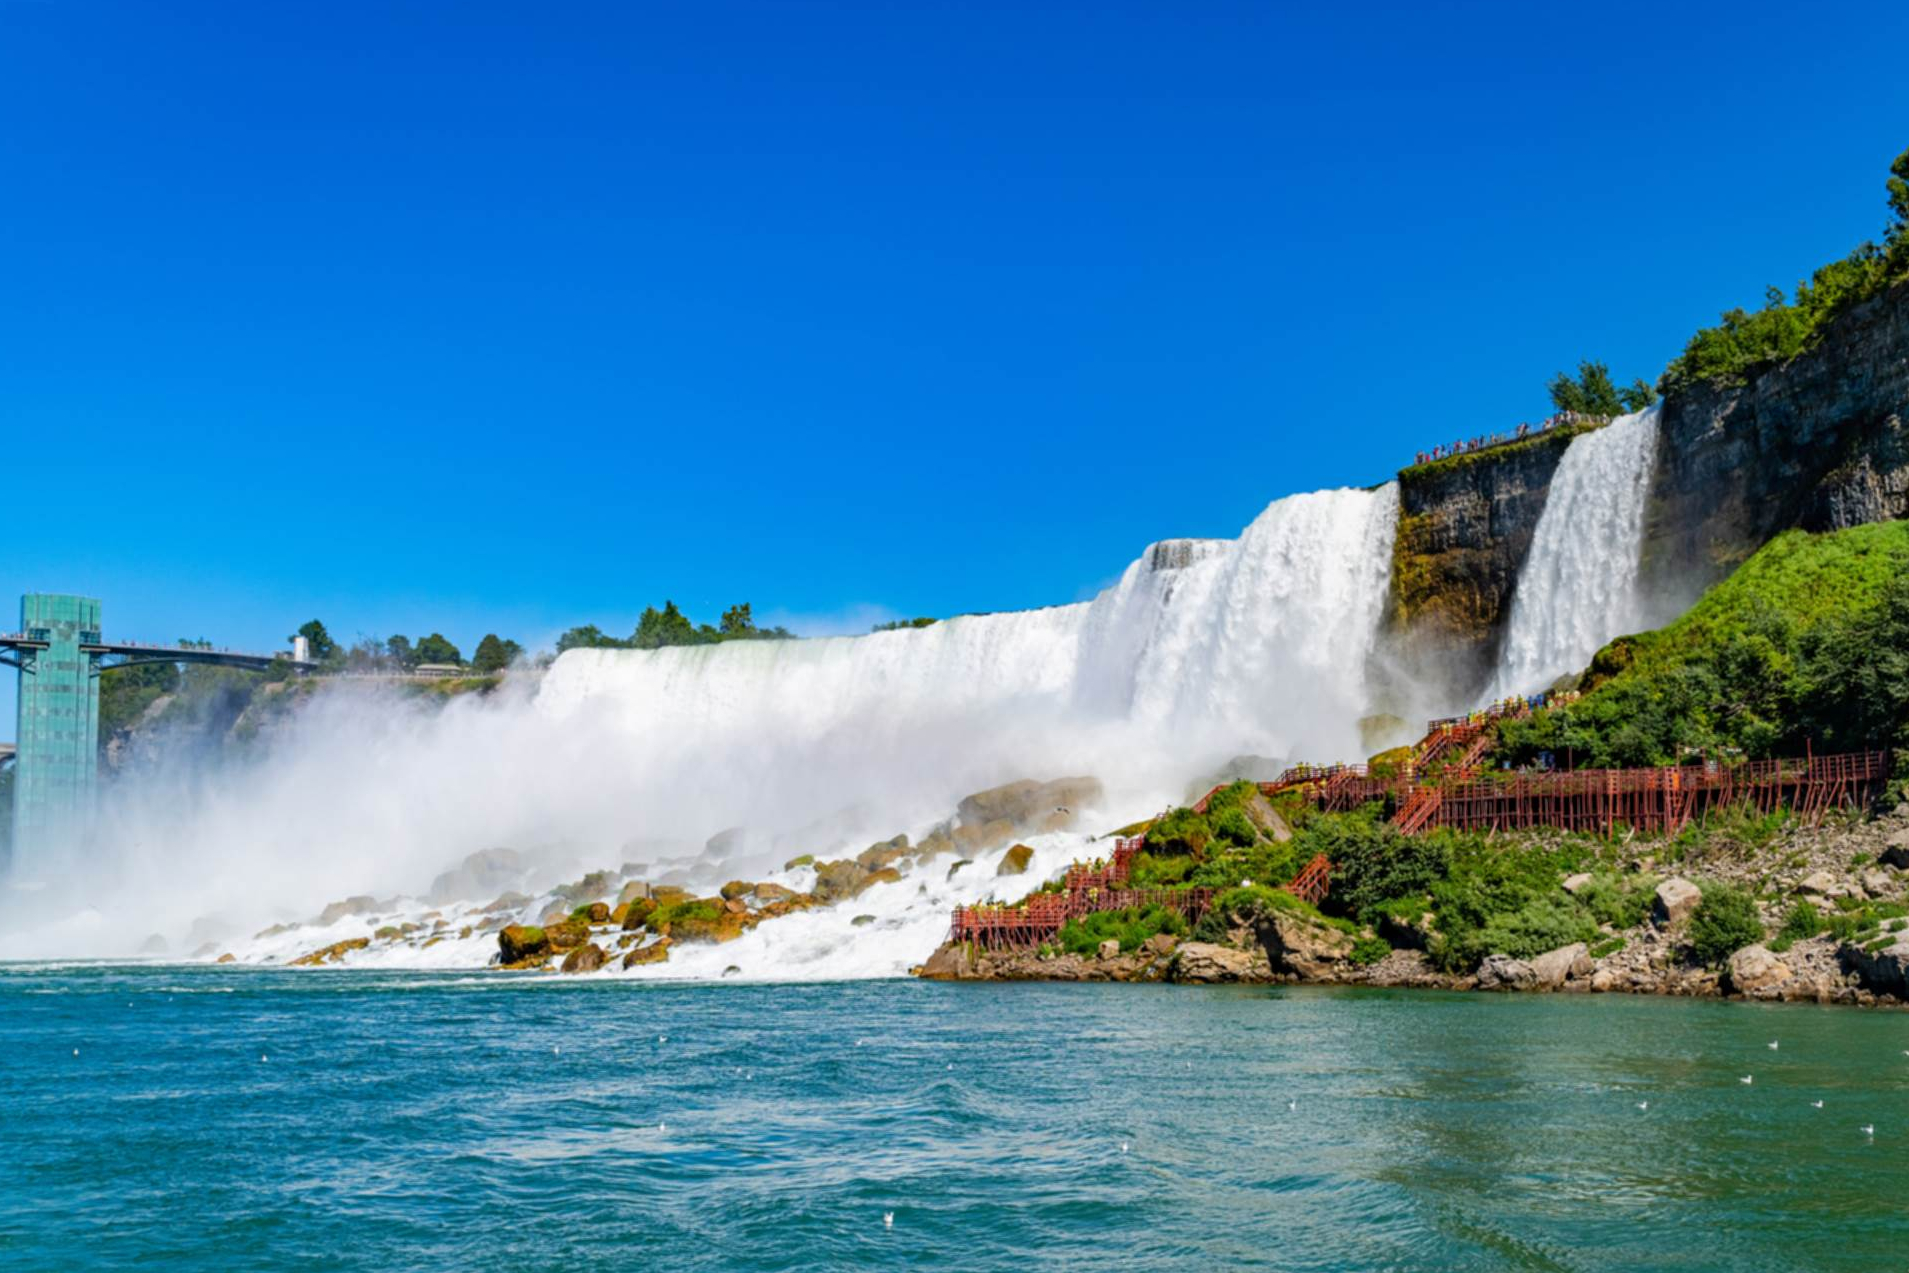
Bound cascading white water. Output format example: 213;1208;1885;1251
10;481;1404;967
1490;407;1661;696
541;482;1402;788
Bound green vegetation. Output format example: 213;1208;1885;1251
649;897;723;929
871;617;937;632
1349;936;1392;966
1498;522;1909;767
1548;360;1655;416
556;601;793;653
1688;884;1765;965
1056;905;1188;956
470;634;524;673
1422;836;1595;972
1769;901;1824;953
1661;146;1909;394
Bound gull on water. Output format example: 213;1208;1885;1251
883;1212;894;1229
1287;1099;1297;1112
1768;1041;1779;1050
1740;1075;1754;1085
1120;1141;1130;1154
1636;1101;1649;1111
1862;1124;1876;1137
1812;1100;1825;1109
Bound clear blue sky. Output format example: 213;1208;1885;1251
5;0;1907;724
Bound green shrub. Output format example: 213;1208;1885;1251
1128;852;1194;888
1208;806;1260;850
1688;884;1764;965
1147;806;1212;858
1577;873;1654;930
1776;901;1823;945
1589;935;1626;959
1349;936;1391;966
1056;905;1188;956
1309;812;1452;917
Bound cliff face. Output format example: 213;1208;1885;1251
1637;279;1909;622
1384;279;1909;701
1381;427;1582;701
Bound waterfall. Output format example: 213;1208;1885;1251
541;483;1402;811
17;481;1404;964
1491;407;1661;696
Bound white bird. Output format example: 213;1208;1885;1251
1768;1041;1779;1050
71;1048;78;1058
260;1054;268;1063
1637;1101;1649;1111
1287;1099;1297;1112
1862;1124;1876;1137
1740;1075;1754;1085
658;1035;668;1044
1812;1100;1824;1109
1120;1141;1129;1154
883;1212;894;1229
658;1121;666;1133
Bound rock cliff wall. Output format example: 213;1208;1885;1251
1384;279;1909;702
1637;278;1909;623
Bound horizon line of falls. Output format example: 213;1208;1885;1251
1489;405;1662;698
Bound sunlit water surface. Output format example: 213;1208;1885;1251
5;966;1908;1271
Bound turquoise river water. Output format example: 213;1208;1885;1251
5;964;1908;1271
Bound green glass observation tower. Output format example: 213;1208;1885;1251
1;594;313;879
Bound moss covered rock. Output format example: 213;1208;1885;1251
622;897;657;931
623;938;672;968
997;844;1035;876
290;937;370;967
498;924;549;963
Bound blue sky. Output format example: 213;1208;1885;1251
4;0;1907;725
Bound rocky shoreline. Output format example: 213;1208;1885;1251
918;805;1909;1010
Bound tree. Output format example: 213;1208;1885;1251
471;634;524;674
555;624;624;652
632;601;700;649
1548;360;1656;417
413;633;462;666
719;603;756;637
386;635;417;669
290;619;337;661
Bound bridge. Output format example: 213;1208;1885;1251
3;594;315;876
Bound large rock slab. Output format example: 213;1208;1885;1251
1255;913;1354;980
1654;877;1702;926
1528;942;1588;990
1727;944;1793;994
956;776;1103;832
1842;930;1909;997
1168;942;1260;983
426;847;528;905
1475;953;1538;990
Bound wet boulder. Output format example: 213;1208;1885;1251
290;937;370;967
957;776;1103;831
482;891;531;914
317;895;381;926
426;847;528;905
753;882;796;902
719;880;755;902
498;925;550;963
857;835;911;872
812;860;870;903
544;920;591;950
560;943;608;973
583;902;611;924
670;911;745;944
622;898;657;931
623;938;672;968
996;844;1035;877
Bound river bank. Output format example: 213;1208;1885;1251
917;798;1909;1008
